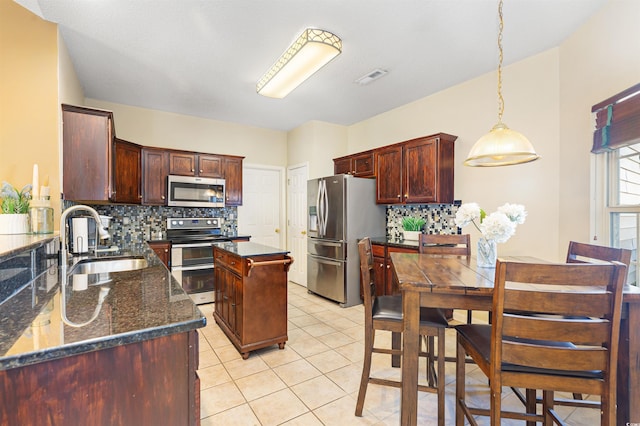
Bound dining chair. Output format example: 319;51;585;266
512;240;633;412
455;258;627;426
355;237;448;425
418;233;472;323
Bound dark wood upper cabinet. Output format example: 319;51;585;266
375;144;404;204
169;152;224;178
112;139;141;204
199;154;223;178
142;147;169;205
169;152;197;176
333;151;374;177
62;104;114;202
375;133;456;204
223;155;243;206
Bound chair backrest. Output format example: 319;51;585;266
491;259;627;408
566;240;631;267
418;233;471;256
358;237;376;318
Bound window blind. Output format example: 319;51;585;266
591;82;640;153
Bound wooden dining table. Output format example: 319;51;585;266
391;252;640;426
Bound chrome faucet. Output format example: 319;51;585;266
59;205;110;263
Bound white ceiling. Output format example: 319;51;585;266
17;0;606;131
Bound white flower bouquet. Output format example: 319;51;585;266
454;202;526;243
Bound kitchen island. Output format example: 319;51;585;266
0;234;206;426
213;241;292;359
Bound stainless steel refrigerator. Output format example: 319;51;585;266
307;174;385;307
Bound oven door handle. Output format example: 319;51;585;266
171;242;214;249
172;264;214;272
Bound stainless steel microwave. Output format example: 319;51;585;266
167;175;225;208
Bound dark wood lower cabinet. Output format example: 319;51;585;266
0;331;200;426
213;246;290;359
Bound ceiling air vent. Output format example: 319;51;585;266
354;68;388;85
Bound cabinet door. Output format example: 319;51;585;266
142;148;169;205
373;255;387;297
375;145;403;204
403;137;437;203
223;156;243;206
198;154;223;178
148;241;171;268
352;152;374;177
214;264;224;318
62;105;113;201
112;139;141;204
169;152;197;176
232;272;243;339
333;157;352;175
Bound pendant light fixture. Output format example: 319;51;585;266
464;0;540;167
257;28;342;99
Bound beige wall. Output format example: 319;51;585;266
0;0;60;222
347;49;561;259
287;121;347;179
85;99;288;166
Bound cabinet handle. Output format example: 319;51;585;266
161;195;165;200
404;194;408;198
200;169;203;173
397;195;401;199
164;249;168;252
301;230;306;235
386;265;391;269
191;168;195;172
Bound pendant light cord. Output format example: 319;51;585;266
497;0;505;124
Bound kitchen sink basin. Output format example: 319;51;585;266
69;256;148;275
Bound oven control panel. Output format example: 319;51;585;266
167;217;223;230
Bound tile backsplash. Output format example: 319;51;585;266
386;202;461;239
62;201;238;251
62;201;460;249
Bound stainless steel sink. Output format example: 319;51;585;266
69;256;148;275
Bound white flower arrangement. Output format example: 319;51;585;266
454;202;526;243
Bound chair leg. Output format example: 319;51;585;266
437;329;446;426
355;328;374;416
525;389;536;426
542;390;554;426
455;338;466;426
427;335;436;387
490;385;502;426
466;309;472;324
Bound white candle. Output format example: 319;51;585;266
32;164;39;198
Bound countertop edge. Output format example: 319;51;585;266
0;316;206;371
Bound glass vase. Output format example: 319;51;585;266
477;237;497;268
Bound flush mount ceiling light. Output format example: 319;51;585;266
257;28;342;98
464;0;540;167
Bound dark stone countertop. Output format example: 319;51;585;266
212;241;289;257
0;235;206;371
369;235;420;250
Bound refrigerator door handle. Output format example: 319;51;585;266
308;254;343;267
318;179;328;237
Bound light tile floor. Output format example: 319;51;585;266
197;282;600;425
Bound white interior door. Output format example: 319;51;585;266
287;163;308;286
237;165;285;248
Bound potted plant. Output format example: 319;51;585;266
0;182;32;234
402;216;426;241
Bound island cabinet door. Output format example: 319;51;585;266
233;272;243;340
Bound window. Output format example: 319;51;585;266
607;144;640;285
595;83;640;286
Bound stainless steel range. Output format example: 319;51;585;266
166;217;230;304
